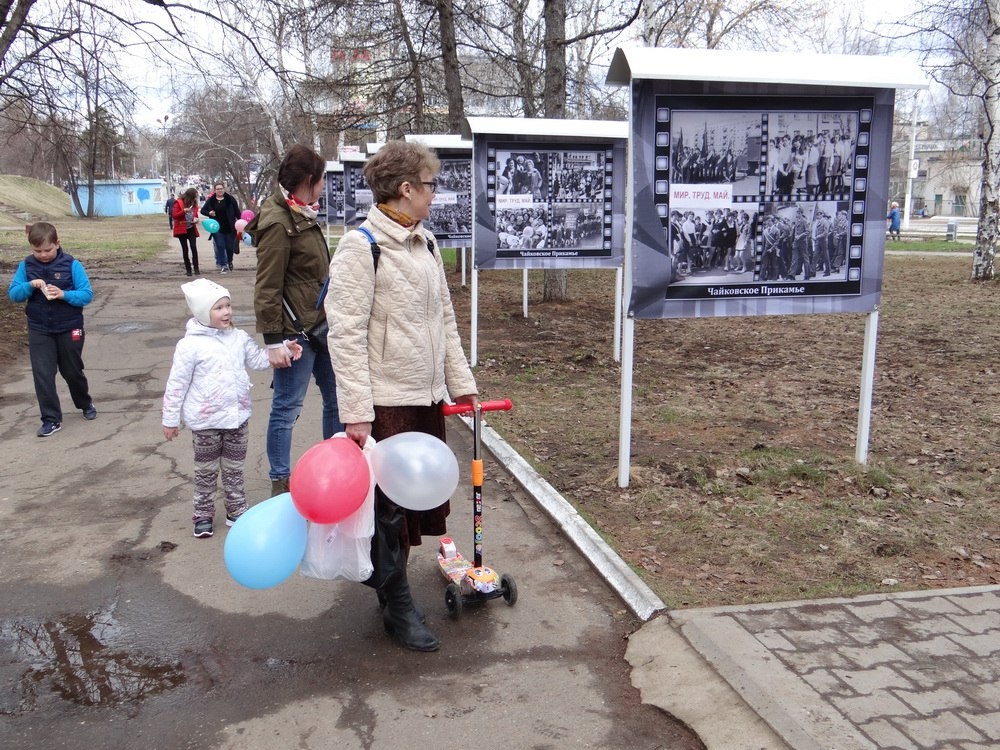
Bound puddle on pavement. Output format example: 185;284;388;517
1;607;185;712
105;322;154;333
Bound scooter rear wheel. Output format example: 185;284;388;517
445;582;463;618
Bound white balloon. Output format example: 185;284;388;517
370;432;460;511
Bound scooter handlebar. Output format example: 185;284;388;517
442;399;513;416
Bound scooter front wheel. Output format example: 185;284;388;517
445;582;463;618
501;574;518;606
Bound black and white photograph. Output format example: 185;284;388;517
496;205;550;251
550;151;607;201
436;158;471;194
550;203;605;250
764;111;857;198
669;111;763;196
757;200;852;282
495;150;548;201
427;193;472;241
666;205;758;285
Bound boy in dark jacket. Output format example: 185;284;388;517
7;222;97;437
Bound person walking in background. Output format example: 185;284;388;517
165;191;175;229
162;279;303;538
248;144;342;498
202;182;241;273
326;140;478;652
7;222;97;437
887;201;902;240
172;188;201;276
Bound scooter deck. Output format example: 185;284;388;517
437;536;503;598
437;549;474;585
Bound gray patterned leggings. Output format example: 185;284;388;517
191;420;251;523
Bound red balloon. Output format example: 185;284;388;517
290;437;370;523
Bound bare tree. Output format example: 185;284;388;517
642;0;818;49
900;0;999;280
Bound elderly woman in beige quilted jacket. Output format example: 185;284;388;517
326;140;478;652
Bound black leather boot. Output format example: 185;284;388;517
376;544;425;623
363;499;438;651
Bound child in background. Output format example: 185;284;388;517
162;278;302;538
7;222;97;437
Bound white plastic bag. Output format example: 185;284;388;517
299;435;375;582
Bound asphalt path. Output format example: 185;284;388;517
0;243;701;749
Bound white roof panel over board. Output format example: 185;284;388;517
606;46;930;90
325;161;343;172
339;151;366;163
405;133;473;151
464;117;627;140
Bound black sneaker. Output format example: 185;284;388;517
37;421;61;437
225;513;241;527
193;520;214;538
83;405;97;420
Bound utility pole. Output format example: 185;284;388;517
157;114;171;195
903;92;918;231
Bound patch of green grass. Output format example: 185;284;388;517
730;491;776;517
0;214;169;264
736;445;831;489
656;406;691;424
897;238;974;252
0;175;73;218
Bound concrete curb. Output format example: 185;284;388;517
452;414;667;621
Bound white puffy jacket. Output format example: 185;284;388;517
162;318;271;431
325;206;477;424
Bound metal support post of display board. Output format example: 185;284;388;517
618;316;635;488
855;308;879;465
613;269;623;362
523;270;529;318
471;268;479;366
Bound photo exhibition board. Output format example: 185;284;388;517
426;151;472;248
342;156;370;228
628;85;895;320
323;166;344;226
471;135;627;270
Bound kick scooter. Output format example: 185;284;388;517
438;399;516;618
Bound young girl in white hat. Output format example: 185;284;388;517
162;278;302;537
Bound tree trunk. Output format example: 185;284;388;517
437;0;464;134
512;0;537;117
970;4;1000;280
542;0;569;302
393;0;424;132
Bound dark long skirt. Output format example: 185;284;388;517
372;403;449;550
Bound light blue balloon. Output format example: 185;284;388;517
201;217;220;234
223;493;307;589
242;232;253;245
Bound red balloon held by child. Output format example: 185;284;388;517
290;437;371;523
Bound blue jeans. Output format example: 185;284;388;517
213;232;236;268
266;337;342;480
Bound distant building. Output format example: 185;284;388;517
890;136;983;218
71;179;167;217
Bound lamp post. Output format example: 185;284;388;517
157;114;171;194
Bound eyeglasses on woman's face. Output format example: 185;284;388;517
420;179;438;192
